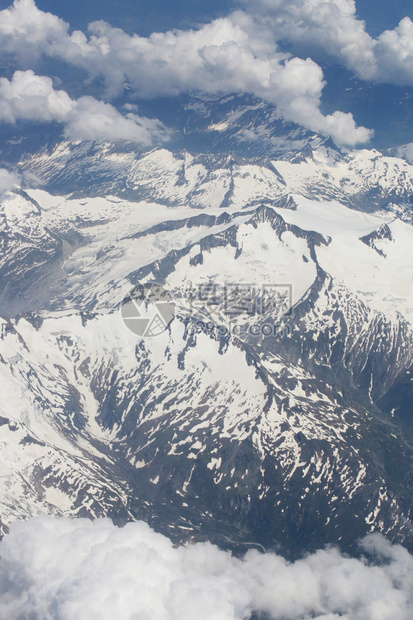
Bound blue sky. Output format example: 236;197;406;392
5;0;411;38
0;0;235;35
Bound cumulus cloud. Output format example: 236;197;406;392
0;70;75;123
0;0;372;146
1;0;413;144
63;97;171;144
240;0;377;80
0;516;412;620
241;0;413;87
0;70;170;144
0;0;68;64
375;17;413;85
62;13;373;145
0;168;20;194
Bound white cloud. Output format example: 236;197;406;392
0;70;170;145
0;0;372;146
0;168;20;194
375;18;413;85
66;13;372;145
1;0;413;143
0;70;75;123
0;0;68;64
395;142;413;163
241;0;413;88
63;97;171;144
240;0;377;80
0;516;412;620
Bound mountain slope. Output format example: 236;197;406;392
0;148;412;557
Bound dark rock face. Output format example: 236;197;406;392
360;223;394;257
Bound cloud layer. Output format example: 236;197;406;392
0;516;412;620
0;0;373;146
0;70;170;144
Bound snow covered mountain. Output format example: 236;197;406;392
1;108;413;557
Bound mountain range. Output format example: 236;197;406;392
0;94;412;560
